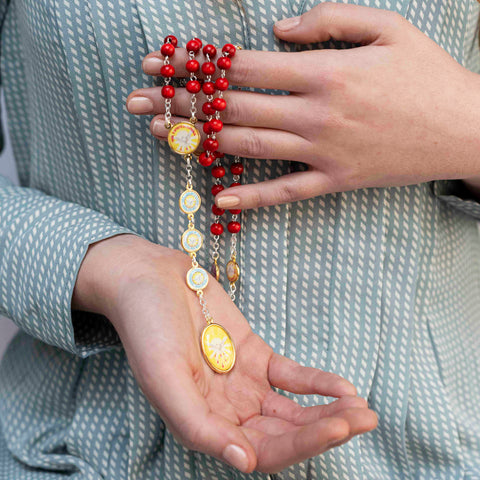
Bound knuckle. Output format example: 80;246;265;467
177;421;204;451
278;180;301;203
230;53;251;86
237;129;268;158
221;95;241;124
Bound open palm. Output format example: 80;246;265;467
107;250;377;474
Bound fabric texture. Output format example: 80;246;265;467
0;0;479;479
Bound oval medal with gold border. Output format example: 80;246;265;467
201;323;236;373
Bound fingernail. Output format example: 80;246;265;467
142;56;164;71
127;96;154;114
216;196;240;208
152;119;166;136
222;444;249;472
275;16;301;31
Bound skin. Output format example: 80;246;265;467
126;3;480;209
76;1;480;474
72;233;378;474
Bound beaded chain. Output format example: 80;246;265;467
159;35;242;374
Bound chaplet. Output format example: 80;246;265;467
160;35;242;374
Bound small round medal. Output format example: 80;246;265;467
186;267;209;291
201;323;236;373
179;189;201;214
168;121;201;155
226;260;240;283
181;229;203;253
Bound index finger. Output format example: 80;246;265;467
141;48;320;92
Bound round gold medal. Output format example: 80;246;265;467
201;323;236;373
168;122;201;155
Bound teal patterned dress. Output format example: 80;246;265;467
1;0;480;478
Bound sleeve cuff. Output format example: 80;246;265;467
0;180;147;358
430;179;480;221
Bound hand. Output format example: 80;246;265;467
73;234;378;473
126;2;480;210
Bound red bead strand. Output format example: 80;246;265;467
160;36;177;126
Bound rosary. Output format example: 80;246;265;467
160;35;241;374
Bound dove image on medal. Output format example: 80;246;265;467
168;122;201;155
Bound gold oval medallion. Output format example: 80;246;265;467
168;122;201;155
226;260;240;283
201;323;236;373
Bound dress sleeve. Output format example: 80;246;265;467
430;180;480;221
0;2;146;358
0;176;147;358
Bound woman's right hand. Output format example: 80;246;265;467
73;233;378;474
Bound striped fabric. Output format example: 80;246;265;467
0;0;479;478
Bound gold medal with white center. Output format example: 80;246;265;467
201;323;236;373
186;267;209;291
168;121;201;155
181;228;203;253
179;189;201;214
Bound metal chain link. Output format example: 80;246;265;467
188;50;197;122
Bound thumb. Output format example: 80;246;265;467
273;2;403;46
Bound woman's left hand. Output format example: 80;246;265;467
126;2;480;210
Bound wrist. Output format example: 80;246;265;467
72;233;176;319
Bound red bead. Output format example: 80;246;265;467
202;102;216;116
201;62;216;75
202;82;216;95
230;162;244;175
212;166;226;178
210;223;224;235
161;85;175;98
222;43;236;57
213;151;225;158
186;80;201;93
215;78;229;91
217;57;232;70
212;204;225;216
202;44;217;58
230;182;241;188
212;98;227;111
209;119;223;132
227;221;241;233
229;208;242;214
160;64;175;77
212;184;225;196
164;35;178;47
203;138;219;152
161;43;175;57
186;39;201;53
198;152;214;167
203;122;213;134
193;37;203;48
186;59;200;72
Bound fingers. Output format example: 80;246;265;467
126;87;302;132
242;406;377;473
273;2;404;46
267;353;358;397
142;48;322;92
261;390;370;425
149;114;310;162
217;169;338;209
145;365;256;473
243;416;350;473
